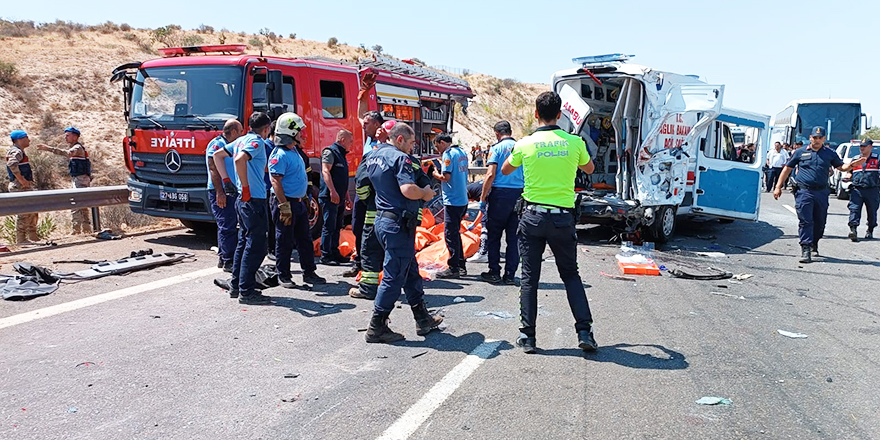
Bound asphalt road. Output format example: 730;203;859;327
1;192;879;440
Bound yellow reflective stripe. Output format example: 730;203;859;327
356;186;371;198
365;210;377;225
417;208;423;221
361;272;380;284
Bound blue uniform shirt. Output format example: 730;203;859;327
206;135;235;191
263;139;275;190
268;145;308;199
363;136;378;158
486;138;524;189
366;143;419;215
440;146;469;206
232;132;268;197
786;146;843;188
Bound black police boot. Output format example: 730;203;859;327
365;311;405;343
811;240;819;256
302;271;326;285
577;328;598;352
341;264;360;278
516;333;537;354
799;245;812;264
866;229;874;240
849;226;859;242
411;302;443;336
435;268;460;279
480;271;502;284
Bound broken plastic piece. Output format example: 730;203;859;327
777;329;808;339
695;396;732;405
453;297;466;303
732;273;753;281
283;373;300;378
669;267;732;280
475;311;514;319
599;271;636;282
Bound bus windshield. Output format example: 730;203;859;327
795;103;861;147
130;66;243;126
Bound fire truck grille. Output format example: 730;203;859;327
131;152;208;188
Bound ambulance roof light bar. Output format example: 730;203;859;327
572;54;634;66
159;44;247;57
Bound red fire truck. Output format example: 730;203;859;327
111;45;473;232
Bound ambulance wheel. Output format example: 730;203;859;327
645;206;676;243
836;184;849;200
308;187;323;240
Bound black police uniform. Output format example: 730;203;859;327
848;149;880;236
786;141;843;252
319;142;349;260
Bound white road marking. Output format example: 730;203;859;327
376;340;502;440
784;204;797;215
0;267;221;331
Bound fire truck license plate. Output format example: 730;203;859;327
159;190;189;203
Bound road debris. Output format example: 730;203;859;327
319;304;335;309
411;351;428;359
732;273;754;281
75;362;97;368
695;251;726;258
67;407;78;413
669;267;733;280
777;329;808;339
599;271;636;282
281;394;301;403
150;315;161;319
96;229;122;240
283;373;300;379
695;396;732;406
712;292;745;300
453;297;466;303
475;311;514;319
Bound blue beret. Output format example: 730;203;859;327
64;127;81;136
10;130;28;141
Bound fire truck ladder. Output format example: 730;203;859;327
358;54;470;89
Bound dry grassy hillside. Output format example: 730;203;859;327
0;20;547;236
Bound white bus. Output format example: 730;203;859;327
771;99;872;148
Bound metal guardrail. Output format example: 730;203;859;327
0;185;129;231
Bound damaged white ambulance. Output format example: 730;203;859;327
553;54;769;242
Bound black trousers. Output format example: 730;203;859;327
444;204;468;271
518;209;593;337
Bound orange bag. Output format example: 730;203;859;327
430;223;445;236
420;208;435;229
416;241;449;270
338;228;357;257
415;227;440;251
461;230;480;258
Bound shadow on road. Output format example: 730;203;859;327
145;233;215;252
422;293;485;307
311;281;355;297
540;343;689;370
395;331;514;358
268;295;356;317
424;279;466;290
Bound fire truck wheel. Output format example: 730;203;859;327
309;187;323;240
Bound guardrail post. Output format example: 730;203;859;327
91;207;102;232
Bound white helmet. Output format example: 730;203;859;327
275;112;306;143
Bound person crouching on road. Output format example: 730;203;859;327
364;123;442;343
501;91;597;354
229;112;273;305
36;127;93;234
269;112;327;287
480;120;524;285
431;133;470;279
5;130;39;244
846;138;879;242
319;130;353;266
773;126;857;263
205;119;243;272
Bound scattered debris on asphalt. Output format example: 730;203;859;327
475;311;514;319
712;292;745;300
377;355;388;359
777;329;808;339
453;297;466;303
826;377;833;383
75;362;97;368
695;251;726;258
67;407;78;414
283;373;300;379
696;396;732;406
411;351;428;359
732;273;754;281
150;315;161;319
96;229;122;240
669;267;733;280
281;395;301;403
599;271;636;282
319;304;335;309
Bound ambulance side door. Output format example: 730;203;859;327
691;117;768;221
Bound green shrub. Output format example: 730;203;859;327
248;38;263;49
120;23;132;32
0;60;18;85
182;34;204;46
327;37;338;48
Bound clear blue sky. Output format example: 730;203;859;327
4;0;879;123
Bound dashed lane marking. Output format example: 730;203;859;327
0;267;221;331
376;340;502;440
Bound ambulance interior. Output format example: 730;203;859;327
556;75;643;198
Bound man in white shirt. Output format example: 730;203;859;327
766;141;789;192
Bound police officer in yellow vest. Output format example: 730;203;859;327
37;127;92;234
501;91;597;354
5;130;39;244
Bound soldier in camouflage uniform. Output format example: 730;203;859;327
6;130;39;244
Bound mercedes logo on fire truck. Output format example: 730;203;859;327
164;149;182;173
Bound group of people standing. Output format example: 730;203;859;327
4;127;93;244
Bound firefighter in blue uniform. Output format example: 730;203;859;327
846;138;879;241
774;126;858;263
205;119;243;271
363;123;443;343
269;112;327;287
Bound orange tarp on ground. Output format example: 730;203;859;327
420;209;435;229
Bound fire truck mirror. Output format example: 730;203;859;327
267;70;284;105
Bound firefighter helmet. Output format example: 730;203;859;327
276;112;306;138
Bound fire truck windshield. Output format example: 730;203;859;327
130;66;243;127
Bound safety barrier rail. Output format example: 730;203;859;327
0;185;129;231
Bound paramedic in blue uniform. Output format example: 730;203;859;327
363;123;443;344
319;130;353;265
205;119;242;271
229;112;273;304
269;112;327;287
480;120;524;285
501;91;597;354
846;139;879;241
431;133;470;279
774;126;857;263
